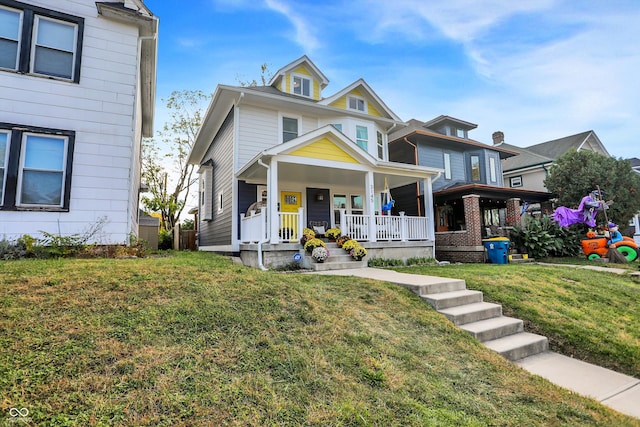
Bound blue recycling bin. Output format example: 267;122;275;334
482;237;510;264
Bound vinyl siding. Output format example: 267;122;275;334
198;108;234;246
0;0;145;243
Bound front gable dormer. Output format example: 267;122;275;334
320;79;401;121
268;55;329;101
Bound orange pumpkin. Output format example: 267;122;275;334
586;230;597;239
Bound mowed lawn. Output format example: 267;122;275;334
1;252;638;426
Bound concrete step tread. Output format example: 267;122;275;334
484;332;548;353
423;289;483;301
438;301;502;316
461;316;523;334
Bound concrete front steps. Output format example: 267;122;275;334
305;242;367;271
399;276;548;361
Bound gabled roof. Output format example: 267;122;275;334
501;130;610;172
422;115;478;131
267;55;329;90
628;157;640;174
319;78;402;122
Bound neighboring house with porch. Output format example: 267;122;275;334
188;56;442;269
630;158;640;245
389;116;551;263
0;0;158;243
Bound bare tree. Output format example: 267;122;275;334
141;90;210;231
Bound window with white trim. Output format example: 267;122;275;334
444;152;451;180
377;131;384;159
355;125;368;151
510;176;523;188
348;95;366;113
470;155;481;182
489;157;497;182
199;165;212;220
0;122;75;210
217;191;224;213
0;2;83;82
282;117;298;143
292;75;311;97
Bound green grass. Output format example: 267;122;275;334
0;252;637;426
396;262;640;378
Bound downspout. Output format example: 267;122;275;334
256;157;270;270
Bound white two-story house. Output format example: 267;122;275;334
0;0;157;243
188;56;442;269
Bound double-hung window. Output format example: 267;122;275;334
0;2;83;82
282;117;298;143
356;125;368;151
348;95;366;113
0;123;74;210
292;75;311;97
377;131;384;159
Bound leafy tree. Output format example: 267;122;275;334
544;150;640;226
141;90;210;232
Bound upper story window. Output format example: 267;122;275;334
348;95;366;113
292;75;311;97
377;131;384;160
0;2;83;83
510;176;522;188
489;157;497;182
470;155;481;182
282;117;298;142
355;125;368;151
0;123;75;211
455;128;466;138
444;152;452;180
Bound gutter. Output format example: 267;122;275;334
256;157;270;270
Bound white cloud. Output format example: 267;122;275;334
263;0;320;52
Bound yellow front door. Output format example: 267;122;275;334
280;191;301;241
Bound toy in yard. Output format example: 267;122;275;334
580;227;638;262
551;190;609;227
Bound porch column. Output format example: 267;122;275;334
366;171;376;242
463;194;482;246
423;177;435;241
269;159;279;244
506;198;521;226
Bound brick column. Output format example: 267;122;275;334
463;194;482;246
506;198;521;226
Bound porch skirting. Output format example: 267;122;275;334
239;241;435;270
436;245;486;263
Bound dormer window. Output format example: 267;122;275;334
292;75;311;97
456;128;466;138
348;95;366;113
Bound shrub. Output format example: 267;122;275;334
509;215;583;259
158;229;173;250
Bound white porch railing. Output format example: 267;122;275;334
341;210;430;242
240;208;267;243
278;208;304;243
241;208;430;244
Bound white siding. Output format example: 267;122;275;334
0;0;146;243
236;105;279;170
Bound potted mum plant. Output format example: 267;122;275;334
336;235;351;248
311;246;329;263
325;228;341;241
304;238;326;253
341;239;357;252
351;245;367;261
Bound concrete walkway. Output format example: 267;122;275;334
312;267;640;419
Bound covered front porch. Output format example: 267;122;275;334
235;126;441;268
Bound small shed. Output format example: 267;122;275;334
139;215;160;250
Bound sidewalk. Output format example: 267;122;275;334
313;267;640;419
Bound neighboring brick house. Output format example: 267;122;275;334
389;116;550;263
0;0;158;243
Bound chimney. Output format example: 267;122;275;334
492;131;504;145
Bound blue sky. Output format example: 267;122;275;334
144;0;640;160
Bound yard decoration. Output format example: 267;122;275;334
551;189;609;228
381;177;394;215
580;229;638;262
